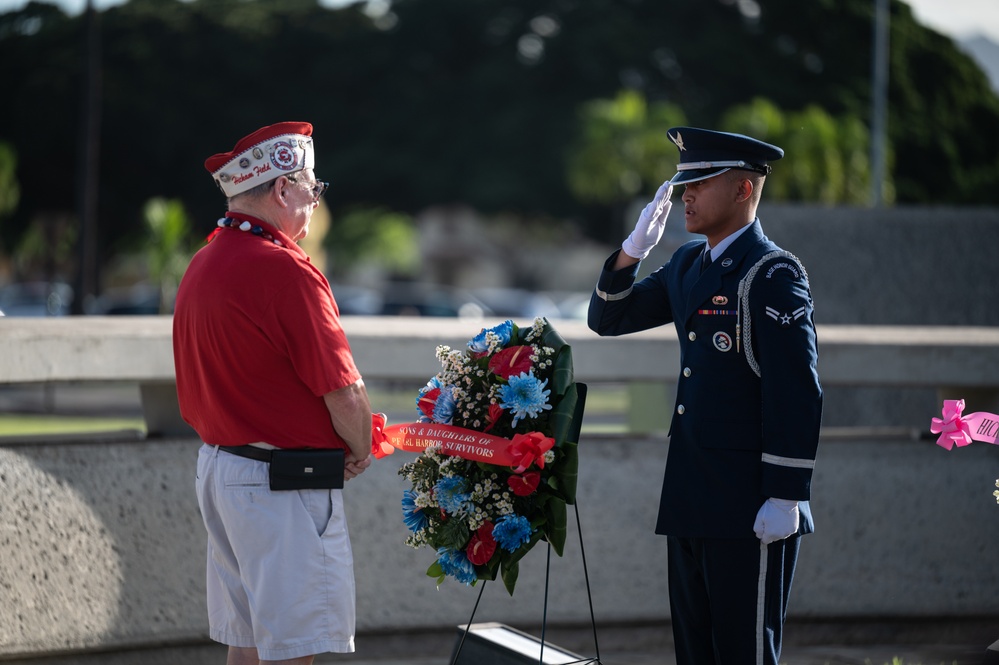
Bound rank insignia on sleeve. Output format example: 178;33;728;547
766;306;806;327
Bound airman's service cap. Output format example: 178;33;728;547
667;126;783;185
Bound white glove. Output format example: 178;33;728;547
753;498;800;545
621;180;673;260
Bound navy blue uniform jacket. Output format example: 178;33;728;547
588;221;822;539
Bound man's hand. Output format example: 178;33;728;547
621;180;673;260
344;453;371;481
753;498;800;544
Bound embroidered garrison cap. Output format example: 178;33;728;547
204;121;315;197
666;126;783;185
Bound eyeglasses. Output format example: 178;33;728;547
286;174;329;201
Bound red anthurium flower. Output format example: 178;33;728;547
483;403;505;433
417;388;441;419
466;522;497;565
508;431;555;473
488;345;535;379
507;471;541;496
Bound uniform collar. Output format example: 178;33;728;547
706;219;758;262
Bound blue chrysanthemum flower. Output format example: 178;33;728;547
401;489;428;533
493;514;533;553
468;320;514;353
432;387;457;424
435;476;470;514
498;371;552;427
437;547;477;585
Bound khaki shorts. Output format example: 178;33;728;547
196;444;355;660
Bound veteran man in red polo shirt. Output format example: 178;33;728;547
173;121;373;665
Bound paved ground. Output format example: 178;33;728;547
5;622;997;665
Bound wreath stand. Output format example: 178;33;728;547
447;379;596;664
448;498;603;665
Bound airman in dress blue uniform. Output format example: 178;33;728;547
588;127;822;665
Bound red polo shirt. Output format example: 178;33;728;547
173;213;361;449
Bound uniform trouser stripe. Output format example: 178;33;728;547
666;535;801;665
756;542;768;665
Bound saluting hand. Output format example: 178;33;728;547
621;180;673;260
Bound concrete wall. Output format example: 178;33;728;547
650;204;999;327
2;431;997;658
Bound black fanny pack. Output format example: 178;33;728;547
268;449;345;491
217;445;346;491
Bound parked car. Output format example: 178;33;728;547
328;284;383;316
468;287;561;320
378;282;492;319
0;282;73;316
90;284;162;315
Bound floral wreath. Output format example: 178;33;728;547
371;317;584;595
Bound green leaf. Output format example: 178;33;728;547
544;497;568;556
552;440;579;505
501;559;520;596
550;346;574;397
427;560;444;579
437;515;472;551
551;383;579;448
476;561;498;581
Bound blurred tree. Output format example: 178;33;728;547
721;98;887;205
12;215;77;282
323;206;419;279
566;90;685;205
142;197;193;313
0;0;996;277
0;141;20;229
887;4;999;202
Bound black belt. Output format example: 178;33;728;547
218;445;275;463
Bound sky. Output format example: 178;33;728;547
0;0;997;44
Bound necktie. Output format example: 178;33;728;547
700;248;713;275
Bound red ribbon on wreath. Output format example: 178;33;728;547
370;415;555;471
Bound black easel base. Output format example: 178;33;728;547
449;495;603;665
449;622;591;665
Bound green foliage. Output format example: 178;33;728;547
0;141;19;221
0;0;997;270
721;98;889;205
323;206;419;279
567;90;685;204
14;216;77;280
886;2;999;203
142;197;194;313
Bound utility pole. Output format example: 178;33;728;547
73;0;101;314
870;0;890;207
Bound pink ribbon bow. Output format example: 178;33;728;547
930;399;999;450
